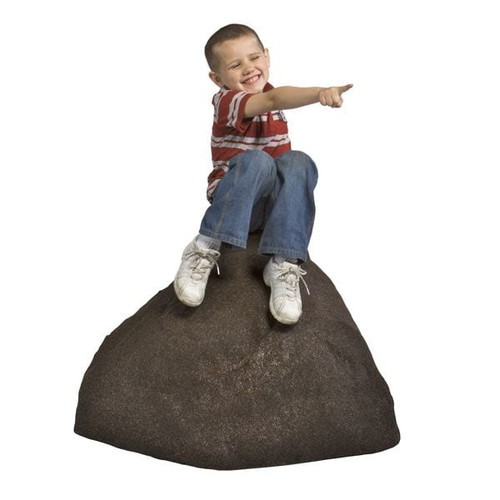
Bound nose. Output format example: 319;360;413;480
242;60;254;75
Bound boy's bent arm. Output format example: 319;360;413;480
243;84;353;118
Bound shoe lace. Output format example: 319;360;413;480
186;248;220;280
276;263;310;297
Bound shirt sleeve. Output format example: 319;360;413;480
213;89;254;134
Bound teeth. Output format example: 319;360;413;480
244;75;259;84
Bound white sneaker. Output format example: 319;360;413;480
263;258;309;324
174;238;220;307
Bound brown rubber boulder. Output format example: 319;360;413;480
74;232;400;469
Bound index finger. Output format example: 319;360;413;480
338;83;354;94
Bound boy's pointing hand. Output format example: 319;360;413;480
319;84;353;108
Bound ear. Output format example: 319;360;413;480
264;48;270;67
209;71;223;88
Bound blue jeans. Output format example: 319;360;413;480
199;150;318;262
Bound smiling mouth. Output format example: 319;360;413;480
242;74;261;85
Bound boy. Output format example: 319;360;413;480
174;24;352;324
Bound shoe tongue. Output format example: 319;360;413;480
191;256;210;279
284;272;299;297
273;256;286;265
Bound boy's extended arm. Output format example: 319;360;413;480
243;84;353;118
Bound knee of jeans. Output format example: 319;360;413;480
243;149;274;164
239;150;276;176
279;150;318;182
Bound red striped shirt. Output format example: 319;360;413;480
207;82;291;202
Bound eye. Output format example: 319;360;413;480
230;63;240;69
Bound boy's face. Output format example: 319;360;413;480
209;35;270;93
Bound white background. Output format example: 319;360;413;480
1;0;499;498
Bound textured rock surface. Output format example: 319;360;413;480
75;233;400;470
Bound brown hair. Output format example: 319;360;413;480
205;24;265;71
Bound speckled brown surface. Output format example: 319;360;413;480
74;233;400;469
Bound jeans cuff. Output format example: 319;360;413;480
199;228;248;249
258;245;307;263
